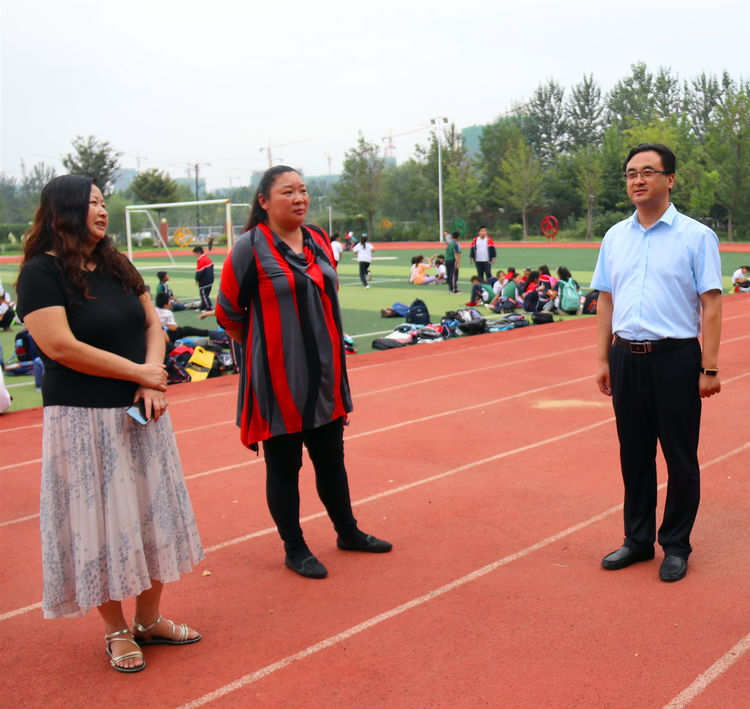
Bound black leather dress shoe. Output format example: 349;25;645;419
284;554;328;579
659;555;688;582
337;534;393;553
601;545;655;570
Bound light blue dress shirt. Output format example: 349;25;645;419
591;204;722;341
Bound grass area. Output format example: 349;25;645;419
1;243;745;413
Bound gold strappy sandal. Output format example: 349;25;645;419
131;615;201;646
105;628;145;673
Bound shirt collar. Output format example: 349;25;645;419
629;202;677;231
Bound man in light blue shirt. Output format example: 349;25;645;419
591;143;722;583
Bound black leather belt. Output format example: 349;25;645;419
614;335;697;354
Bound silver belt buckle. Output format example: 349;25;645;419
630;342;651;354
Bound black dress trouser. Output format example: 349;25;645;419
262;417;358;547
609;339;702;559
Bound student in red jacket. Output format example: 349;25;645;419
192;245;214;311
469;226;496;281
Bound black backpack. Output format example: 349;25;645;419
372;337;407;350
532;312;554;324
406;298;430;325
583;289;599;315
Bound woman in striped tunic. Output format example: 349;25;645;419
217;166;391;579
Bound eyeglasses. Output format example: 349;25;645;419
623;168;670;180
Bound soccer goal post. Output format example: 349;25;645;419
125;198;241;262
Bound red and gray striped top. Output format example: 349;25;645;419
216;223;352;450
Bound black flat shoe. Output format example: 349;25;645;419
659;555;688;582
601;545;654;570
284;554;328;578
337;534;392;553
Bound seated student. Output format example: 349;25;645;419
156;271;186;311
409;255;438;285
155;292;211;343
466;275;494;306
0;282;15;331
491;269;508;298
731;265;750;292
538;264;557;290
522;270;543;312
433;255;447;284
541;266;582;314
489;272;523;311
517;268;532;294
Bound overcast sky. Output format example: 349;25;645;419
2;0;748;191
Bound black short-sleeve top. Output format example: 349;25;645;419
16;253;147;408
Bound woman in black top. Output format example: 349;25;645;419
16;176;203;674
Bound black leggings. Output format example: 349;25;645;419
358;261;370;287
262;418;358;548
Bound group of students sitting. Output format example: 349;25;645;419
467;264;583;315
409;254;447;285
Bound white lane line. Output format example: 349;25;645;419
0;602;42;622
0;512;39;528
663;632;750;708
0;458;41;472
179;507;625;708
177;439;750;709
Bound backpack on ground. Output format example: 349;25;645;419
406;298;430;325
559;278;581;313
14;329;38;362
390;302;410;317
532;312;554;324
582;289;599;315
487;314;529;329
372;337;406;350
457;318;487;335
184;345;215;382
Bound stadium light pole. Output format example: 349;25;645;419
430;117;448;242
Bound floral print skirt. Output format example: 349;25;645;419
40;406;203;619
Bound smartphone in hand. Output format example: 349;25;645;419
126;400;152;425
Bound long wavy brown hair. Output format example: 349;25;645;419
19;174;145;300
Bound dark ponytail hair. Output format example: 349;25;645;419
20;174;145;299
244;165;298;231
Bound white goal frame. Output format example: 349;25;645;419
125;199;249;262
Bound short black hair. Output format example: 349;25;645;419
155;292;170;308
451;231;459;239
623;143;676;174
192;245;204;254
157;271;167;281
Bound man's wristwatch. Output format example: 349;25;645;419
700;367;719;376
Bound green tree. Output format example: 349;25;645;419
494;139;542;240
332;133;385;238
573;148;604;240
653;66;682;120
565;74;604;151
131;168;180;206
683;71;725;143
478;116;523;208
62;135;122;195
606;61;656;129
522;78;567;164
706;84;750;240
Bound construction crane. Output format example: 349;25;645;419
260;139;310;168
381;125;430;159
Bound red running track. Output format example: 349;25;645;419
1;295;749;708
